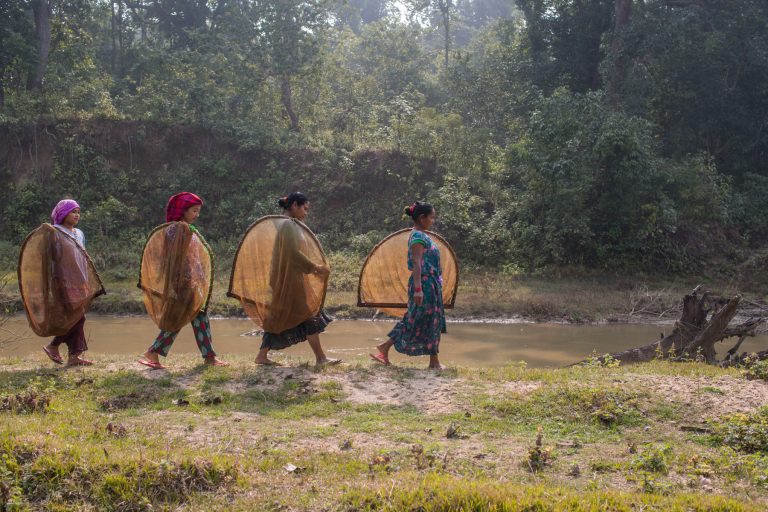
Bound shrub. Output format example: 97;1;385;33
631;444;673;474
711;407;768;453
745;359;768;381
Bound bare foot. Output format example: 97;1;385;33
428;363;447;372
316;358;342;368
142;351;160;364
255;358;282;366
205;356;229;367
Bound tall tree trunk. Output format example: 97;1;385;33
607;0;633;108
439;0;452;67
131;0;147;42
117;0;124;76
28;0;52;90
518;0;547;58
111;1;118;73
280;76;300;131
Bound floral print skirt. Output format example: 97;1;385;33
388;274;446;356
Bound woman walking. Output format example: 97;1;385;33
254;192;340;368
370;201;447;370
42;199;94;366
138;192;228;369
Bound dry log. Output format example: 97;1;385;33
576;286;766;366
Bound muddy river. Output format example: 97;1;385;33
3;315;766;367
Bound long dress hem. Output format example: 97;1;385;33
261;310;333;350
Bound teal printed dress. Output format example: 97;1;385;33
388;230;447;356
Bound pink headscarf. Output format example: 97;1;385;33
51;199;80;225
165;192;203;223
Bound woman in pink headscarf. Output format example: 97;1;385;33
138;193;228;369
42;199;94;366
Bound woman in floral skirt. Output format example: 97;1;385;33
370;201;446;370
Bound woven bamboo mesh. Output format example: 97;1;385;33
228;216;328;333
18;224;105;336
139;222;212;332
357;229;458;318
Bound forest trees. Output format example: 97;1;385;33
0;0;35;107
0;0;766;274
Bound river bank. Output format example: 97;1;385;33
1;355;767;510
15;315;763;368
3;269;756;324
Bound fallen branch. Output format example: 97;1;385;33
576;286;767;366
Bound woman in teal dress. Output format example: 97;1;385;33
370;201;447;370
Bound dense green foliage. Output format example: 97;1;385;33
1;0;766;273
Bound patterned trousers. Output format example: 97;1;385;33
149;311;216;358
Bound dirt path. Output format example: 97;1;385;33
629;373;768;419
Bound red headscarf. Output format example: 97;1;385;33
165;192;203;223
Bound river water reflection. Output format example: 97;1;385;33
3;315;766;368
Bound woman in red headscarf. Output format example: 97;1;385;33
138;192;228;369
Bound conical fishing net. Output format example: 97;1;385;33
228;216;329;333
18;224;105;336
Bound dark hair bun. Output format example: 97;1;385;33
405;201;434;221
278;192;309;210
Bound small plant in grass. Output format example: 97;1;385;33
486;386;642;427
446;422;468;439
711;407;768;453
589;460;621;474
411;444;434;470
0;378;54;414
588;388;640;426
685;454;714;477
743;454;768;488
745;359;768;381
525;428;554;472
698;386;725;395
631;444;673;474
0;460;23;511
638;472;673;495
582;352;620;368
0;444;237;509
368;453;392;477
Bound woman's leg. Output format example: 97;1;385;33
51;317;92;366
307;333;340;366
143;329;179;363
255;347;274;364
190;312;228;365
428;354;446;371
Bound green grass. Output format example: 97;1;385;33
1;355;767;510
342;473;765;511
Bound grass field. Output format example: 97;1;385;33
2;355;768;510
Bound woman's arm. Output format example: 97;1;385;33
284;222;328;275
411;243;425;306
